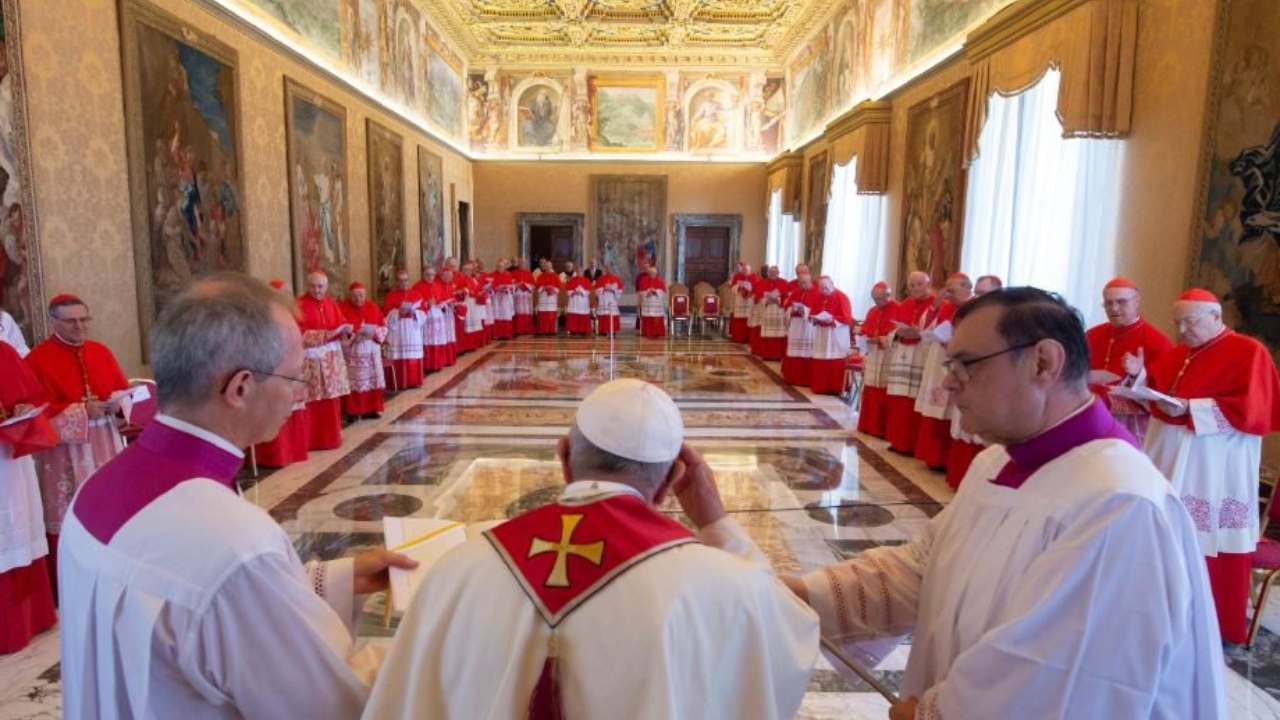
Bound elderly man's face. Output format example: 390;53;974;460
819;279;834;296
942;305;1045;445
440;269;453;282
51;303;91;345
872;287;890;307
908;273;931;300
1103;288;1140;327
795;264;809;278
396;273;410;290
797;273;812;288
947;279;973;304
351;288;367;305
647;266;658;276
768;267;780;279
423;267;436;281
1174;302;1225;347
307;274;328;300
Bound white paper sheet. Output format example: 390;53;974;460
383;517;469;613
0;403;45;428
1088;369;1123;385
1108;384;1182;407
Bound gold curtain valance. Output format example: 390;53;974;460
766;152;804;215
962;0;1137;165
824;101;892;193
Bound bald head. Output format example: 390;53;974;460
306;272;329;300
907;271;931;300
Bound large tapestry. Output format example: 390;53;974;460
0;0;42;344
900;79;968;291
590;76;663;152
1190;0;1280;360
417;146;446;273
592;175;667;293
284;79;349;291
119;0;245;353
804;152;830;272
366;120;403;299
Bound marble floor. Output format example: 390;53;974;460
4;328;1280;718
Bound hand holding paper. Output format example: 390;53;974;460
383;518;468;614
1088;369;1123;386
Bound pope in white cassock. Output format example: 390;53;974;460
785;287;1225;719
364;378;819;720
58;274;416;719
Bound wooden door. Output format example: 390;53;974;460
530;224;576;273
683;226;731;289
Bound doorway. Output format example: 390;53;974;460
672;213;742;288
457;200;471;263
529;225;576;273
682;226;731;288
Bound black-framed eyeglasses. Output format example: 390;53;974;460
220;368;309;394
942;340;1043;383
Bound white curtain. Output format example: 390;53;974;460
960;68;1123;326
765;189;802;275
822;158;889;318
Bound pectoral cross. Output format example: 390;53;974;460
527;514;605;588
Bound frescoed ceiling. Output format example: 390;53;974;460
430;0;841;67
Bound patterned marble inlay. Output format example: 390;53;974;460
392;402;842;430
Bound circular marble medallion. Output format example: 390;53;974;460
804;501;895;528
705;369;749;379
333;493;423;521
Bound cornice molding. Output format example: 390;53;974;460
965;0;1091;60
824;100;892;139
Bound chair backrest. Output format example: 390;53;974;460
718;281;734;311
669;282;690;298
701;294;720;317
1262;467;1280;536
671;294;690;318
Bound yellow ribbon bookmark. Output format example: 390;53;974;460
383;522;466;628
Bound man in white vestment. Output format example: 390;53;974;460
59;274;416;718
0;307;29;356
382;270;426;387
784;287;1225;719
365;379;819;719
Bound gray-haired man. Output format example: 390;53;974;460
58;273;416;718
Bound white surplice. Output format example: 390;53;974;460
59;417;378;720
385;308;425;361
364;481;819;720
0;309;29;357
802;438;1225;718
0;446;47;573
912;321;952;419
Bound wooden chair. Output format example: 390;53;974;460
717;281;735;337
842;352;865;408
382;343;399;393
1246;467;1280;646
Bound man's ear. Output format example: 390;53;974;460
1035;340;1068;385
221;369;253;409
651;459;686;507
557;436;573;485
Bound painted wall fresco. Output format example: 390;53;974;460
590;76;664;152
366;119;403;298
119;0;245;355
786;0;1012;145
0;0;42;344
220;0;466;142
1190;0;1280;361
284;78;349;291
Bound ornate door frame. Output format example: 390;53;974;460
517;212;586;267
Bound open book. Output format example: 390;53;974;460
383;517;469;614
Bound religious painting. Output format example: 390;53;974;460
589;76;664;152
591;175;667;293
378;0;420;106
119;0;245;355
1189;0;1280;361
284;78;349;291
907;0;1006;65
804;152;830;272
426;35;464;138
864;0;909;97
0;0;41;344
831;7;863;111
366;120;403;299
788;29;829;145
417;146;446;273
241;0;340;57
899;79;969;291
686;83;737;153
757;76;785;155
516;83;561;149
468;72;511;150
340;0;380;87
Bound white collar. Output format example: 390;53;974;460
561;480;645;502
155;414;245;459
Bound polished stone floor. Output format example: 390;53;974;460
4;329;1280;718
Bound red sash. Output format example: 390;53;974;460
484;492;696;627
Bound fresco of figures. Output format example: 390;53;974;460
417;146;446;274
285;79;349;292
787;0;1015;145
900;79;969;291
0;0;41;343
366;120;404;299
119;0;245;351
1190;0;1280;361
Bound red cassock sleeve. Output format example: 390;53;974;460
860;306;881;336
1151;332;1280;435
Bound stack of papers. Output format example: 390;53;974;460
1108;385;1182;406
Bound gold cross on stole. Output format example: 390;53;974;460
527;514;605;588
